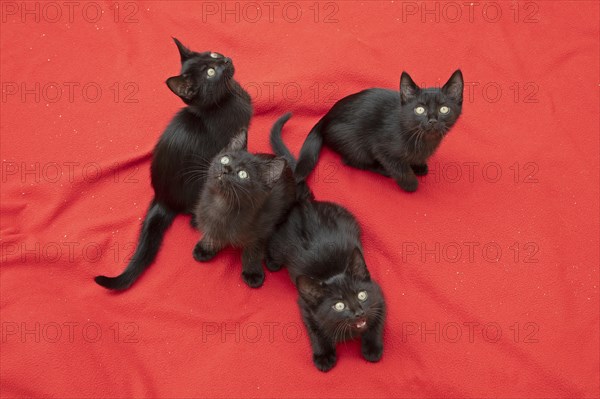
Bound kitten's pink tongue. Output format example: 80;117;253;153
355;318;367;329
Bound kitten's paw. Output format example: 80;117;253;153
361;341;383;363
193;242;217;262
397;177;419;192
411;164;428;176
242;270;265;288
265;258;283;272
313;352;337;372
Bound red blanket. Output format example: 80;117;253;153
1;1;598;397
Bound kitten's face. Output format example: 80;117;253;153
297;249;385;341
399;70;463;138
315;279;383;338
204;132;286;206
166;38;235;106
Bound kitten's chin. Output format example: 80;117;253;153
423;129;445;140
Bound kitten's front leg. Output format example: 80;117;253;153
193;236;223;262
342;157;391;177
376;155;419;192
361;310;385;362
264;255;283;272
302;314;337;372
241;244;266;288
365;162;391;177
411;163;428;176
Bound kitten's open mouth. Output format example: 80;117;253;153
354;318;367;329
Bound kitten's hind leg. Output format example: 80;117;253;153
241;245;266;288
366;163;391;177
411;163;428;176
342;158;390;177
193;237;223;262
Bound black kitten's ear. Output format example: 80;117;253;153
172;37;193;62
400;71;419;105
262;158;286;187
166;75;197;100
348;248;371;281
442;69;464;103
297;275;324;303
226;129;247;152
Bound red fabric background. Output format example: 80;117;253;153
1;1;598;397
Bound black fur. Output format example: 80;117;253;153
95;38;252;290
281;70;463;192
268;117;386;371
193;132;296;288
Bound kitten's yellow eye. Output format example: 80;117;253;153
220;156;230;165
238;170;248;179
357;291;368;301
440;106;450;114
210;52;219;58
333;302;345;312
415;106;426;115
207;68;216;77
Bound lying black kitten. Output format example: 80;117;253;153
267;114;386;372
95;38;252;290
276;70;463;192
193;131;296;288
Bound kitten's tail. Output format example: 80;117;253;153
270;112;325;183
270;113;314;200
270;112;296;169
94;200;176;290
294;119;324;182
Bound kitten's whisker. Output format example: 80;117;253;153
236;184;257;210
409;128;422;154
368;310;384;317
181;170;210;185
180;169;209;178
419;129;426;151
406;126;422;148
224;185;235;214
333;322;345;344
184;156;213;166
231;183;242;216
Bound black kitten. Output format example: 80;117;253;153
95;38;252;290
277;70;463;192
193;131;296;288
267;114;386;372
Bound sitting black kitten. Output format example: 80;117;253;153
193;131;296;288
276;70;463;192
267;114;386;372
95;38;252;290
